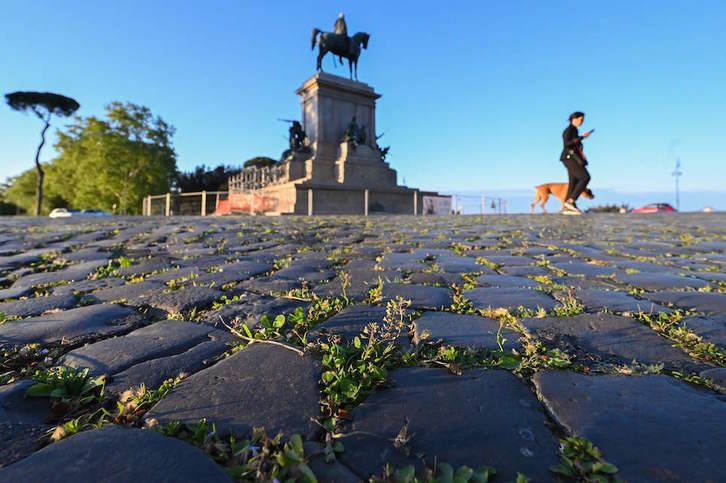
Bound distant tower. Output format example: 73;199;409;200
672;158;682;211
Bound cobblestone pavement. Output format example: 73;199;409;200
1;214;725;482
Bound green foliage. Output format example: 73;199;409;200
516;340;572;375
449;286;476;314
48;407;107;442
243;156;277;169
319;326;394;417
475;257;500;271
5;102;177;215
160;421;316;482
26;366;105;415
635;310;726;366
459;273;480;290
670;371;716;390
404;343;520;375
273;255;293;270
585;204;629;214
318;298;410;424
551;436;619;482
1;343;62;385
366;277;384;304
113;376;184;425
550;291;585;317
0;180;22;215
5;91;79;117
5;167;68;215
176;164;239;192
88;257;132;280
374;462;496;482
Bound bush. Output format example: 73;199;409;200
586;204;629;213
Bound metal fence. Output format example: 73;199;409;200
450;194;508;215
144;191;229;216
143;190;508;216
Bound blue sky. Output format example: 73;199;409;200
2;0;725;197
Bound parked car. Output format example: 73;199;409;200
79;209;111;217
49;208;112;218
632;203;676;213
49;208;73;218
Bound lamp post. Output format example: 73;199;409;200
672;158;682;211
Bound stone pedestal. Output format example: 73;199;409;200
334;142;397;187
297;72;379;156
294;72;399;190
227;72;450;215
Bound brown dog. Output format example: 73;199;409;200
531;183;594;213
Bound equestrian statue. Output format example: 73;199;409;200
311;13;370;80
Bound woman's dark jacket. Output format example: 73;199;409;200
560;124;586;164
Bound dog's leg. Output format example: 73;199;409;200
540;192;549;213
531;192;540;214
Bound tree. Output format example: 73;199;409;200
53;102;177;215
243;156;277;169
4;168;67;215
4;102;177;215
5;92;80;216
176;164;240;192
0;179;23;215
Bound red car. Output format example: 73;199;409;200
632;203;676;213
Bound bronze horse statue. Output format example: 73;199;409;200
311;29;370;80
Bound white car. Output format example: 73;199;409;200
49;208;73;218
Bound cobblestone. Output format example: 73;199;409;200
1;214;725;480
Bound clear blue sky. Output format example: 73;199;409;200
2;0;725;193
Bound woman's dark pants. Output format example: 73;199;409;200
563;158;591;201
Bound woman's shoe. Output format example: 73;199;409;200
563;201;581;213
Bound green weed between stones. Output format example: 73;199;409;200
26;366;106;416
550;291;585;317
155;421;316;482
0;311;21;326
459;272;480;290
366;277;385;304
317;299;409;427
88;256;132;280
0;343;62;385
449;287;476;314
551;436;619;482
475;257;500;271
223;292;351;352
113;375;185;425
164;272;200;292
670;371;717;390
403;343;519;376
532;275;570;294
515;340;573;376
273;254;293;271
373;461;497;483
634;310;726;366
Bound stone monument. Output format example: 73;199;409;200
227;15;448;215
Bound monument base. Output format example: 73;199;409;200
226;72;450;215
228;181;436;216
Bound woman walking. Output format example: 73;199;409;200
560;111;594;214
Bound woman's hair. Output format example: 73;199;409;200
569;111;585;121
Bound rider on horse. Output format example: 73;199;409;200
334;13;349;64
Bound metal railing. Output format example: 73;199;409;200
143;191;228;216
450;194;508;215
228;163;290;192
